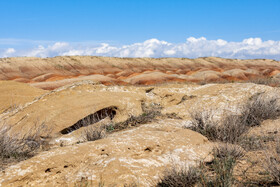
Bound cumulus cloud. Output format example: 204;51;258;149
0;37;280;60
0;48;16;57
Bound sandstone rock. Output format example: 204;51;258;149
1;81;144;138
144;83;275;120
0;122;212;187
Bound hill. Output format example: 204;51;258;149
0;56;280;90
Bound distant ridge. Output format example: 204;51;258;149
0;56;280;90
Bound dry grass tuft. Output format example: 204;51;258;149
190;92;280;144
111;102;162;132
189;112;247;144
239;135;275;151
156;144;244;187
243;92;280;127
248;77;280;87
263;139;280;185
189;111;219;141
264;154;280;185
156;166;201;187
213;144;245;160
82;126;106;142
0;121;50;170
199;144;244;187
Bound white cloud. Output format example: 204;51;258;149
5;48;15;54
1;48;16;57
186;37;207;43
1;37;280;60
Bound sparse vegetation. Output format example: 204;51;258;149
156;166;201;187
189;111;219;141
0;104;19;114
196;76;280;87
3;68;280;186
185;92;280;186
247;77;280;87
76;103;162;143
263;139;280;185
199;144;244;187
110;102;162;132
82;126;106;142
70;91;280;185
189;92;280;144
239;135;275;151
264;154;280;185
189;112;248;144
0;121;50;170
156;144;244;187
243;92;280;127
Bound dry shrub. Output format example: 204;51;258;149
156;166;201;187
156;145;244;187
190;92;280;144
264;153;280;185
190;112;247;144
218;115;248;144
81;103;162;142
249;77;280;87
189;111;220;141
0;121;49;169
82;126;106;142
239;135;275;151
213;144;245;160
113;112;158;131
112;102;162;132
243;92;280;127
263;138;280;185
200;144;244;187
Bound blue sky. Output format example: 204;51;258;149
0;0;280;59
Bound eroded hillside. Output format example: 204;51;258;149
1;57;280;186
0;56;280;90
0;79;280;186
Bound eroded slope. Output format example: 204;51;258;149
0;56;280;90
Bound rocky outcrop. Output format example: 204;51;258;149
0;122;211;186
0;82;144;138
